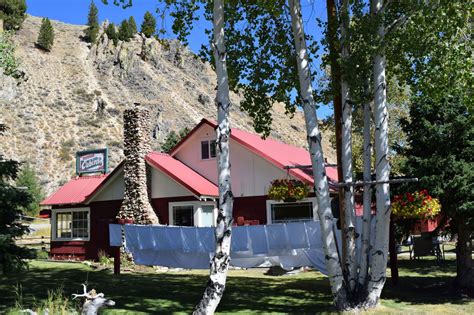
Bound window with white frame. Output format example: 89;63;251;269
201;140;217;160
172;205;194;226
53;208;90;241
267;200;316;224
169;202;216;227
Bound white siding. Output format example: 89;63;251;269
93;171;124;201
150;166;193;198
174;125;290;197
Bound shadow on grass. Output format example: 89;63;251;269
0;262;334;314
382;258;470;306
1;259;470;314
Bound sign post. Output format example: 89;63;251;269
76;148;108;176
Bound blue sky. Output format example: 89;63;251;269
26;0;332;118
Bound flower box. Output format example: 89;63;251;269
268;179;309;202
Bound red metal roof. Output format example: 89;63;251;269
146;152;218;198
40;174;109;206
171;119;338;188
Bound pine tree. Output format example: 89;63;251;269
105;22;118;46
84;1;99;44
0;0;27;30
15;163;44;216
36;17;54;51
118;19;131;42
128;16;137;36
140;11;156;38
0;124;35;274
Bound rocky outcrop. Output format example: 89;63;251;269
0;71;16;103
0;15;336;195
117;106;158;224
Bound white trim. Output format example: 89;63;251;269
51;207;90;241
265;197;318;224
168;201;217;227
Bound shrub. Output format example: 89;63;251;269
0;0;27;31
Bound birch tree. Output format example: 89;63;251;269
193;0;234;312
339;0;357;292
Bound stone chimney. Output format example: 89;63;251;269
117;105;159;224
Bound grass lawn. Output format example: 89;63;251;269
0;258;472;314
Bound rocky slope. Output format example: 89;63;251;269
0;16;335;195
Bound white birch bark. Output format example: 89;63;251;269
366;0;391;306
339;0;357;292
289;0;347;309
358;99;373;288
193;0;233;313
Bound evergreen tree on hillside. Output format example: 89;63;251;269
15;163;44;216
105;22;118;46
118;19;132;41
84;1;99;44
0;0;27;30
128;16;137;35
0;124;35;274
36;17;54;51
140;11;156;38
161;127;190;153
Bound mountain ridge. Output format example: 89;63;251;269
0;15;335;195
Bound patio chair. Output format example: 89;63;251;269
412;234;443;263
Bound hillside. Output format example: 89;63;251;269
0;16;336;195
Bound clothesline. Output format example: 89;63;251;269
109;219;374;274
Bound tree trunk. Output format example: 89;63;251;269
340;0;357;292
325;0;347;270
358;99;373;289
365;0;391;307
455;221;473;295
389;217;399;285
289;0;347;309
193;0;233;313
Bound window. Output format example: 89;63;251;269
172;205;194;226
201;140;217;160
201;205;215;227
169;202;216;227
53;208;90;241
271;202;313;223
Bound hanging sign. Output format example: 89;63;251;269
76;148;108;175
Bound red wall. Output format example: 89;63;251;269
233;195;268;224
50;195;268;260
50;200;123;260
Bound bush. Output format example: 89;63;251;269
36;250;49;260
9;285;78;315
37;17;54;51
0;0;27;31
0;31;21;77
98;250;112;266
